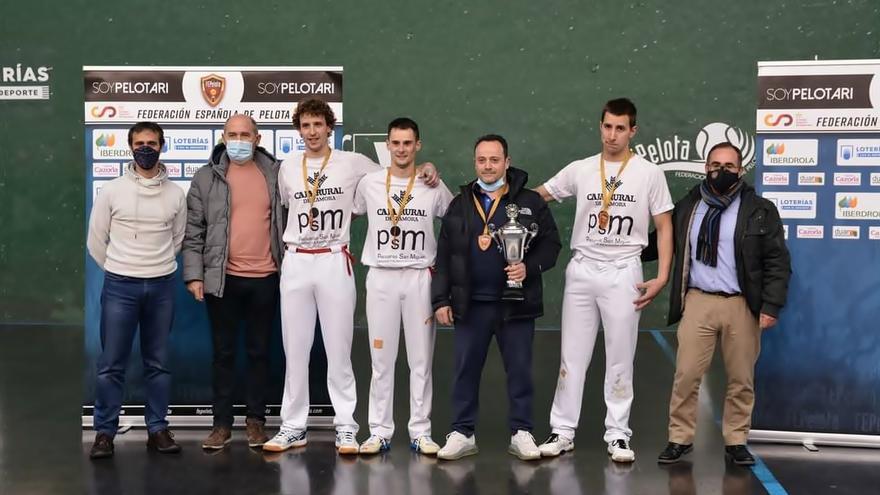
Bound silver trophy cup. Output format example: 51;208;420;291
488;203;539;301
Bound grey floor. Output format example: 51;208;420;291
2;325;879;494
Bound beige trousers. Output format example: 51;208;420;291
667;289;762;445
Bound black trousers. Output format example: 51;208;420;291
451;300;535;436
205;273;279;427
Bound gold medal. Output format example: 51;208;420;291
301;149;332;225
472;184;509;251
385;166;416;240
478;234;492;251
598;210;610;229
598;150;633;231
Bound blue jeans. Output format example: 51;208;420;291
93;271;175;436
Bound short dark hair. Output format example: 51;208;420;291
706;142;743;167
128;121;165;147
474;134;508;157
600;98;637;128
387;117;420;140
292;98;336;129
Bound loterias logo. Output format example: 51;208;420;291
0;64;52;100
634;122;755;179
837;139;880;167
762;191;816;219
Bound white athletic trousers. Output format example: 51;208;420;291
279;246;358;433
365;267;435;440
549;254;643;443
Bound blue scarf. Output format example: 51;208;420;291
696;180;743;267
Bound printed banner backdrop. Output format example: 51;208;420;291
83;66;343;422
753;60;880;437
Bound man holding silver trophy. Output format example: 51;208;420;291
432;134;561;461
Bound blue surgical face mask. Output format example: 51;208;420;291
226;140;254;163
477;176;505;192
132;146;160;170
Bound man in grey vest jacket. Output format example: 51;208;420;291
182;114;286;450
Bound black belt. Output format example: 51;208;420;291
692;288;741;298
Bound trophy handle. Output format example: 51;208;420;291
524;223;539;251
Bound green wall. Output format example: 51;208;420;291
1;0;877;325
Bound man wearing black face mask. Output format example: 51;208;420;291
648;142;791;466
86;121;187;459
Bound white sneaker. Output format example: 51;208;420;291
437;431;478;460
359;434;390;454
335;431;360;455
508;430;541;460
411;435;441;455
608;439;635;463
262;428;307;452
538;433;574;457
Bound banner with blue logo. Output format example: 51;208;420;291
753;60;880;440
83;66;343;424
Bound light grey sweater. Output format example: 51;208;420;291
87;163;187;278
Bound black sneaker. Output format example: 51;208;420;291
147;429;182;453
657;442;693;464
90;432;114;459
724;444;755;466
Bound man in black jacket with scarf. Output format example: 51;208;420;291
432;134;561;461
650;142;791;466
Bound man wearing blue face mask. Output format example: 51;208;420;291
87;121;188;459
182;114;286;450
432;134;561;461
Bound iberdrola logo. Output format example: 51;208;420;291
838;196;858;208
95;134;116;147
766;143;786;155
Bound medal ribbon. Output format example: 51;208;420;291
301;149;332;224
599;149;633;215
471;184;509;237
385;166;417;233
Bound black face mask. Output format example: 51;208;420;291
133;146;160;170
708;168;740;193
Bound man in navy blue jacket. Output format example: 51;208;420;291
432;134;561;461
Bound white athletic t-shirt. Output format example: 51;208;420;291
278;150;380;249
543;152;673;261
353;170;454;268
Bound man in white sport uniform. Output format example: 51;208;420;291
353;117;454;456
534;97;674;463
262;99;438;455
